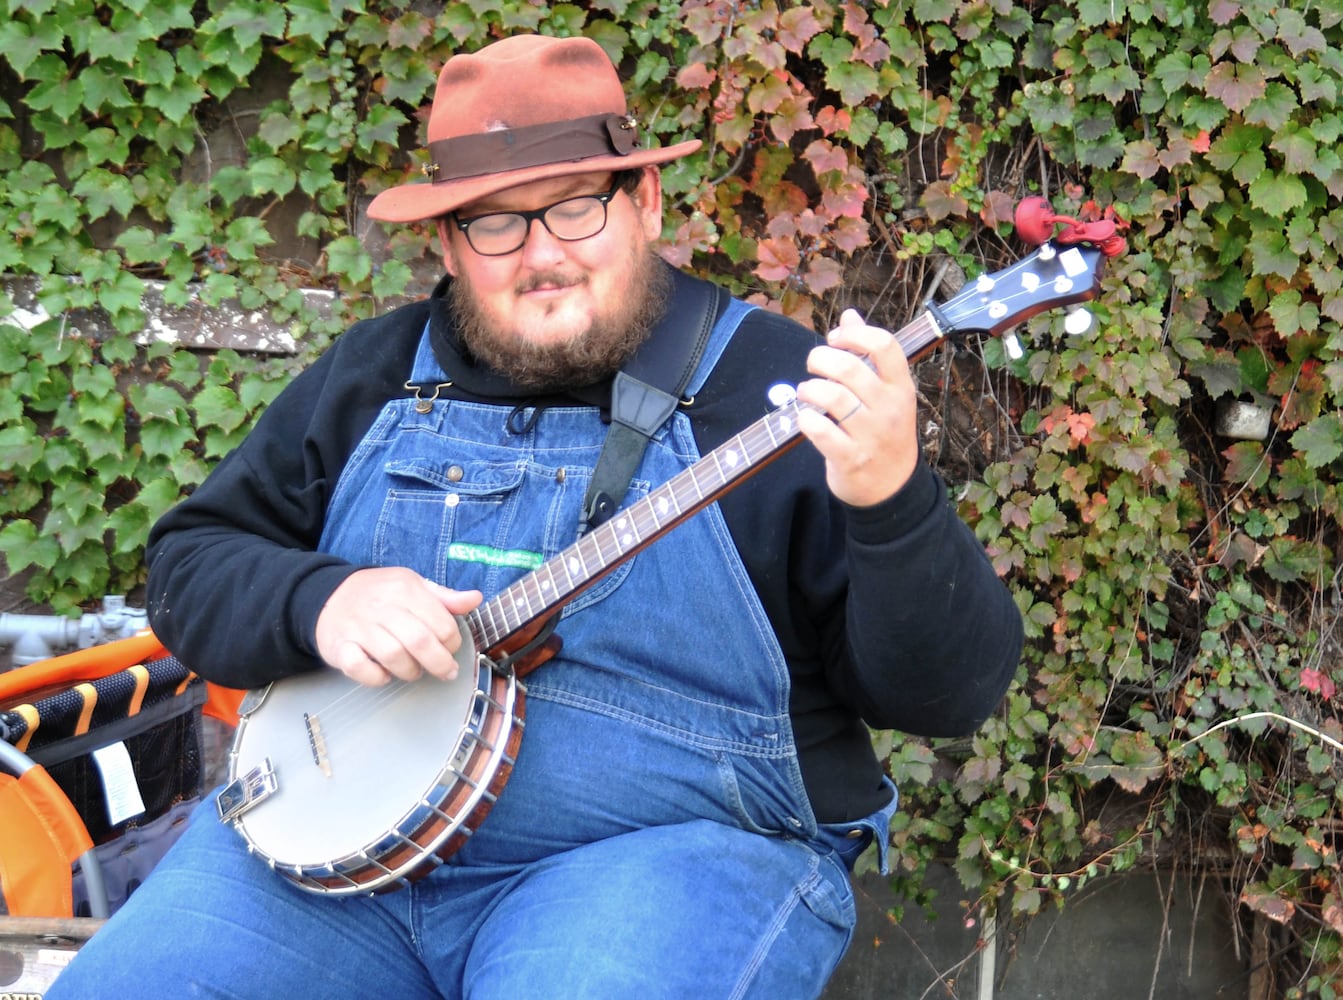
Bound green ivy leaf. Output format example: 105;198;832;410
143;76;207;124
247;155;297;197
285;0;353;43
1222;441;1271;488
0;422;43;467
0;519;60;573
0;18;64;78
210;1;288;52
1247;227;1304;281
354;104;408;154
1248;171;1307;216
1290;413;1343;468
1206;124;1269;185
324;235;373;284
1271;122;1319;176
256;110;302;151
192;383;247;433
1244;81;1299;131
1261;537;1326;583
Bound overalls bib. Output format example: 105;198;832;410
317;299;820;863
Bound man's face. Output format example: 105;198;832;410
439;168;668;391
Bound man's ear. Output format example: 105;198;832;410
635;168;664;242
435;217;458;276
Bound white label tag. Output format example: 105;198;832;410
91;741;147;826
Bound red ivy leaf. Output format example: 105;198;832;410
820;171;868;221
777;6;823;53
755;237;800;282
1158;135;1198;170
676;61;716;90
803;138;849;176
1205;61;1266;113
1240;887;1296;924
1300;668;1338;700
1324;897;1343;936
748;71;792;114
814;105;852;136
804;255;845;296
829;215;871;253
1120;139;1160;180
979;190;1017;229
921;180;967;222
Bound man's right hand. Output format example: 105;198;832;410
314;567;483;686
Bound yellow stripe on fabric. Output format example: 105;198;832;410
73;682;98;736
127;664;150;716
13;703;39;753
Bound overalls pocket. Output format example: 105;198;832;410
374;459;526;586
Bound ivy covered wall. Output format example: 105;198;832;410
2;0;1341;992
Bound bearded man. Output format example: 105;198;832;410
50;34;1022;999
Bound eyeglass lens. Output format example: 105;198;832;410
456;183;618;256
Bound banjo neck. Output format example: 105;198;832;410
460;236;1115;661
463;310;949;660
464;391;807;658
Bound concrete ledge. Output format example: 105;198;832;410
0;274;339;356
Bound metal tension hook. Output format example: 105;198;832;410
404;380;453;413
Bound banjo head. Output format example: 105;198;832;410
219;631;523;894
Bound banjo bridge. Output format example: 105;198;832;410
304;711;333;776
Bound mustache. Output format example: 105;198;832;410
515;272;585;294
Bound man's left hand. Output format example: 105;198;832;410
795;308;919;508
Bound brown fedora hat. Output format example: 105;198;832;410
367;34;702;223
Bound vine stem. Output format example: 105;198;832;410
1173;711;1343;756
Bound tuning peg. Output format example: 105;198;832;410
1002;332;1024;360
1064;307;1093;335
1014;196;1057;246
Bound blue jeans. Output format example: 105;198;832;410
49;795;873;998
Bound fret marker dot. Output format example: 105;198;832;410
724;449;740;468
567;557;581;575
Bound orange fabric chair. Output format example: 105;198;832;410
0;740;105;918
0;629;243;729
0;631;239;917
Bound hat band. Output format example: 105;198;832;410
424;114;641;183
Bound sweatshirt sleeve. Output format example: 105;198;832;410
144;307;425;689
696;307;1022;742
828;459;1024;737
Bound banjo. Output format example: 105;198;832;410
216;218;1120;895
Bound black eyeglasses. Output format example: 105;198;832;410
452;180;623;257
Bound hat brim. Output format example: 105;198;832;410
366;139;702;223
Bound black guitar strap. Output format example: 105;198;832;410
580;268;725;532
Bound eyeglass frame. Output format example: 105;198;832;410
450;177;627;257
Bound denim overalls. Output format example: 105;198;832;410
320;303;824;864
49;299;891;1000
